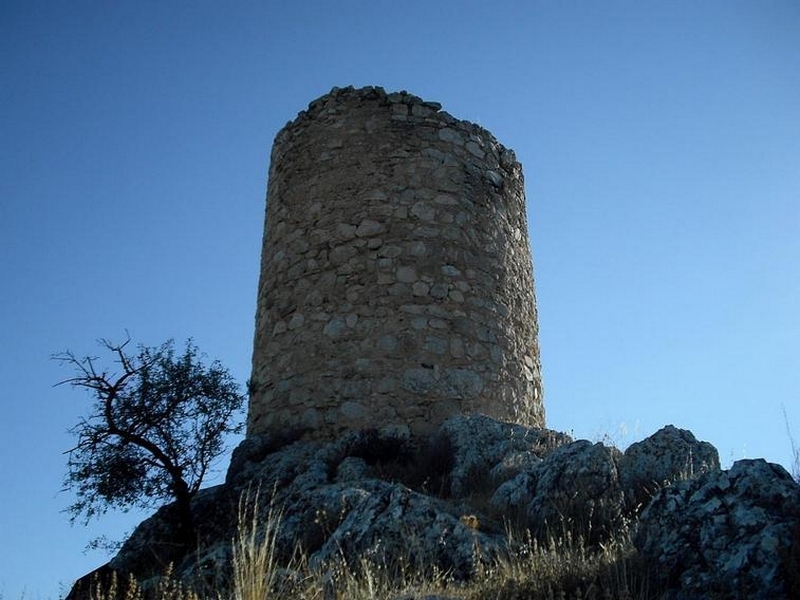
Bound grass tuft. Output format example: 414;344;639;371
231;489;285;600
79;492;664;600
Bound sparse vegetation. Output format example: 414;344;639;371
231;489;291;600
63;420;799;598
784;406;800;483
76;489;663;600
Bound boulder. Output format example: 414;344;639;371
532;440;624;542
635;458;800;599
490;440;624;542
303;480;506;579
438;414;570;497
491;425;720;543
620;424;720;508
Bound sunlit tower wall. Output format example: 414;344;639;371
248;86;544;439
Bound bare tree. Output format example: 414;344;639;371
55;335;245;548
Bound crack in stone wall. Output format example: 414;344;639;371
248;85;544;438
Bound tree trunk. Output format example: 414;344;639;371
173;481;197;550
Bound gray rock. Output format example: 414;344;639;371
620;424;720;508
336;456;370;482
81;416;798;600
437;128;463;145
355;219;386;237
491;472;535;515
402;367;437;394
484;170;504;188
438;414;570;497
499;148;517;171
489;450;542;481
110;484;230;585
225;432;276;485
490;439;625;543
323;316;346;338
441;369;484;398
306;480;504;580
635;459;800;599
489;425;722;544
529;440;624;541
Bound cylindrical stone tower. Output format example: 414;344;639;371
248;86;543;439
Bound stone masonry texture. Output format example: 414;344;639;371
248;86;544;439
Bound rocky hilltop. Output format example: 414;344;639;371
67;87;800;599
68;415;799;599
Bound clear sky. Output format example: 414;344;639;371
1;1;798;597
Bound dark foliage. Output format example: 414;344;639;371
344;429;414;466
56;336;245;547
350;429;456;497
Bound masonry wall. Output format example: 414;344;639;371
248;86;544;439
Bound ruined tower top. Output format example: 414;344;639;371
248;86;544;439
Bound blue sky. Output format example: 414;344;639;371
1;1;798;597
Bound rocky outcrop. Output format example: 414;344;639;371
620;424;720;509
439;414;571;497
70;416;798;598
635;458;800;599
492;439;626;544
490;422;721;545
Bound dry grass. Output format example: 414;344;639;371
784;406;800;483
79;488;662;600
471;527;655;600
80;566;201;600
231;489;286;600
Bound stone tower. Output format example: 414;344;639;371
248;86;544;439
